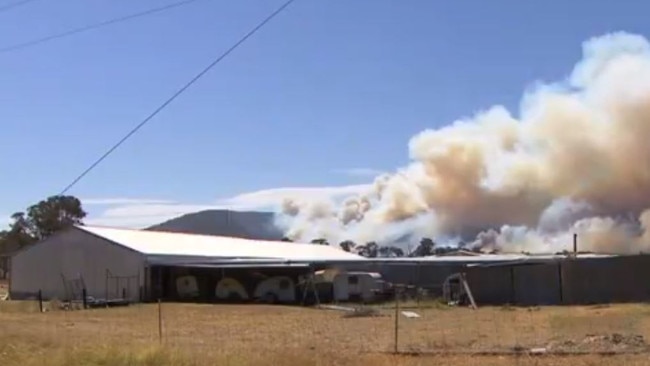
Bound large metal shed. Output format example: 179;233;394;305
8;225;365;302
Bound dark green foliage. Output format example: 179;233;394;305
0;195;86;253
339;240;356;252
408;237;436;257
378;246;404;257
356;242;379;258
310;238;329;245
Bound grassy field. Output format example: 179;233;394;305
2;299;650;365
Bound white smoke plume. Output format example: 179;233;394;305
275;32;650;254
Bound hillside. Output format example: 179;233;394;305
147;210;285;241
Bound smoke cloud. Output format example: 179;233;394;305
275;32;650;254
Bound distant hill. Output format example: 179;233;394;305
147;210;285;241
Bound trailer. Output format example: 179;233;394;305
314;269;388;303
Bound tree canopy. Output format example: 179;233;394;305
339;240;356;252
356;241;379;258
0;195;86;253
306;236;443;258
408;237;436;257
379;246;404;257
310;238;329;245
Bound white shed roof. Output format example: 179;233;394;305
77;225;364;262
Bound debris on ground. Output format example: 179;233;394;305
342;307;384;318
401;311;421;318
528;347;547;355
546;333;648;353
317;304;385;318
318;304;356;312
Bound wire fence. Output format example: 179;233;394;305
3;287;650;359
389;300;648;355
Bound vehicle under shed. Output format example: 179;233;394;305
8;225;363;304
148;263;330;304
9;224;650;306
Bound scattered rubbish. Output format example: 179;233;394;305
512;345;527;353
342;307;383;318
318;304;384;318
546;333;648;353
84;297;131;308
318;304;356;312
56;296;131;311
529;347;547;355
401;311;420;318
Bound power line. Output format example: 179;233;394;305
0;0;40;14
0;0;205;54
59;0;297;195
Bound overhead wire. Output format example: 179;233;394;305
59;0;297;195
0;0;40;14
0;0;206;54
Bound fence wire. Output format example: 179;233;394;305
2;290;650;363
150;291;650;357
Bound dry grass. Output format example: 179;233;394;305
2;301;650;365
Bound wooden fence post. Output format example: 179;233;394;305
394;286;400;354
158;298;163;344
38;290;43;313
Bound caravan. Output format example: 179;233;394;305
313;269;388;303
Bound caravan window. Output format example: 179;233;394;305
348;276;359;285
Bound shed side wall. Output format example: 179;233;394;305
10;228;145;301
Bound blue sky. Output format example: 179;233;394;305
1;0;649;227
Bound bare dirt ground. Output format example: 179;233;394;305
2;301;650;365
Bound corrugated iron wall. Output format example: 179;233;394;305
467;255;650;305
466;265;514;304
343;255;650;305
560;255;650;304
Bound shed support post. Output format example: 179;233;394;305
557;262;564;304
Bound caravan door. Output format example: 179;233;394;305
333;274;350;302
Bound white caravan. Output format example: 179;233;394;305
314;269;385;303
253;276;296;303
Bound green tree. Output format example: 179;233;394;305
26;195;86;240
379;246;404;257
339;240;356;252
310;238;329;245
358;241;379;258
0;212;37;253
0;195;86;252
409;237;436;257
